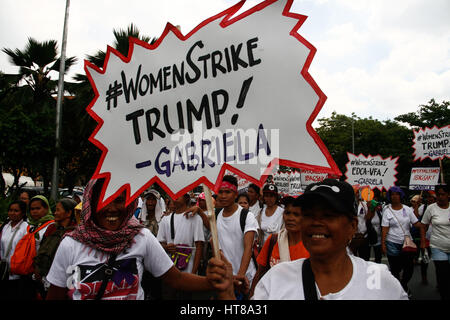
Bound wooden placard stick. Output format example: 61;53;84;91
439;159;445;184
202;183;221;259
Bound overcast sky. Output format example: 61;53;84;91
1;0;449;124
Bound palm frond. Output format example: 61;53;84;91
25;37;59;68
49;56;78;73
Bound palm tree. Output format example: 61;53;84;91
2;37;77;194
2;37;76;107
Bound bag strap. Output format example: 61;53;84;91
256;207;265;250
302;258;318;300
170;212;175;240
388;206;407;236
215;207;249;234
257;207;263;227
3;221;23;259
95;253;117;300
215;207;221;218
29;220;54;234
266;233;278;268
376;209;382;223
240;208;249;233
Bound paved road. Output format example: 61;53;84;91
375;255;441;300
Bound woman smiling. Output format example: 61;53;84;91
249;197;309;298
207;179;408;300
45;178;218;300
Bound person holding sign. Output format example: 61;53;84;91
420;184;450;300
350;187;383;262
207;179;407;300
45;178;215;300
215;175;258;298
381;186;424;297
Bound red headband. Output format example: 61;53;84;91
219;181;237;192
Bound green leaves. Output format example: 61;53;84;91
316;112;420;186
395;99;450;129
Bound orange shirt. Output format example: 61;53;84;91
256;234;309;268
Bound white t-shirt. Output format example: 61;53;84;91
381;205;418;245
253;255;408;300
0;220;28;280
46;228;173;300
157;212;205;273
258;205;284;244
249;202;262;216
421;203;450;253
217;206;258;283
356;202;368;236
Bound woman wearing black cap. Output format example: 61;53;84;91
207;179;408;300
256;184;284;251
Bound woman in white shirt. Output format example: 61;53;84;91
0;200;28;299
256;184;284;248
45;178;218;300
207;179;407;300
420;184;450;300
381;186;423;296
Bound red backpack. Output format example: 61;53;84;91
10;220;54;275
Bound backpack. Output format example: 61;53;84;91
215;207;249;233
10;220;54;275
215;208;257;266
34;225;74;277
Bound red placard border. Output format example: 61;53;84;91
412;124;450;162
85;0;341;209
345;152;399;192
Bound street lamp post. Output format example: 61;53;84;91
51;0;70;201
351;118;355;154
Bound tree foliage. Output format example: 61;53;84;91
316;112;415;187
395;99;450;129
1;38;76;196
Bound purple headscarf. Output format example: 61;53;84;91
386;186;405;203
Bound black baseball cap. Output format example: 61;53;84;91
263;183;278;194
294;179;357;217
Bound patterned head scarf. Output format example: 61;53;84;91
66;178;143;254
